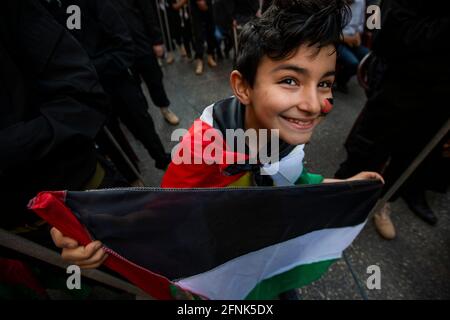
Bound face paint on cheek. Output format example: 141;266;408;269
321;98;334;116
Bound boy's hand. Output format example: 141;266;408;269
50;227;108;269
347;171;385;184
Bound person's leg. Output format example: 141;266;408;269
334;96;392;180
134;55;180;125
191;11;206;74
166;7;183;64
192;12;205;59
96;121;140;184
107;74;171;169
204;10;217;67
223;27;233;59
334;78;398;240
182;21;193;59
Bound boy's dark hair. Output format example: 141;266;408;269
235;0;351;87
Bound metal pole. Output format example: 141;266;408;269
368;118;450;218
233;24;239;62
155;0;169;51
103;127;147;185
161;0;174;52
0;228;152;299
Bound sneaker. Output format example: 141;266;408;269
195;59;204;75
166;52;175;64
207;54;217;67
373;203;396;240
160;107;180;126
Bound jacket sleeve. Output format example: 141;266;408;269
374;0;450;57
137;0;163;46
0;0;108;175
92;0;135;77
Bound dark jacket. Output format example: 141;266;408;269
112;0;163;58
41;0;135;78
372;0;450;83
213;0;260;30
0;0;108;228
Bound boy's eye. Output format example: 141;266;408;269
279;78;298;86
318;81;333;89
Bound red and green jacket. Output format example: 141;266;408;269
162;96;324;188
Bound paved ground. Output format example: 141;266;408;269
123;54;449;300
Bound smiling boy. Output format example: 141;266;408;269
161;0;382;188
51;0;383;277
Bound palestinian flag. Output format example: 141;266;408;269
29;181;381;300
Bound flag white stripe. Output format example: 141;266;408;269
176;223;366;300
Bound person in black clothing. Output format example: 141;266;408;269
42;0;171;173
112;0;180;125
212;0;261;61
156;0;185;64
212;0;235;60
169;0;195;60
190;0;218;75
335;0;450;238
0;0;116;232
232;0;261;26
0;3;131;298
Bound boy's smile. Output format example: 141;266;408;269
237;44;336;146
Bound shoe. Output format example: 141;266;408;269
180;45;187;57
166;52;175;64
155;153;171;171
402;189;438;225
131;179;145;187
373;203;396;240
195;59;204;75
160;107;180;126
207;54;217;67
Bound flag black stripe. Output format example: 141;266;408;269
67;181;381;280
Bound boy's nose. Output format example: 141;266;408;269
296;87;321;115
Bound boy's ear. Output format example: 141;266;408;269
230;70;251;106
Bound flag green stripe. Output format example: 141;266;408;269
245;259;338;300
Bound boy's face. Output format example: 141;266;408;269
244;44;336;146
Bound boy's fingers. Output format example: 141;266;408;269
364;172;385;184
72;248;107;267
79;254;109;270
61;241;102;262
50;227;78;249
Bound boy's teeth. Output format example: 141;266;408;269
287;118;311;125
